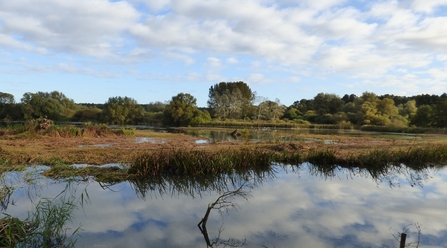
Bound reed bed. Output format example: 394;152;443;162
128;148;277;177
0;121;135;138
36;143;447;182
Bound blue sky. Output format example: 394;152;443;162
1;0;447;107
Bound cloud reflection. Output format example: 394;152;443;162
3;164;447;247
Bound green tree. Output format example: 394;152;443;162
21;91;75;121
398;100;417;119
71;106;102;122
102;96;144;124
341;94;357;103
376;98;398;117
283;107;301;120
0;92;14;105
208;82;254;119
164;93;199;126
410;105;433;127
145;101;166;112
257;99;286;120
313;93;344;115
191;109;212;125
291;99;314;115
0;92;16;120
432;98;447;127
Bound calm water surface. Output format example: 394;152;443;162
2;163;447;248
176;128;427;144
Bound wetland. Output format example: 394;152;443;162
1;125;447;247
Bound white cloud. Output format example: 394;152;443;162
0;0;139;57
1;0;447;104
246;73;273;85
411;0;447;13
226;57;239;64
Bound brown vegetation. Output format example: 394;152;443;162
0;129;443;164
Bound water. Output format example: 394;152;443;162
2;164;447;247
175;128;425;144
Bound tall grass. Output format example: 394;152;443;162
0;182;88;247
39;144;447;182
128;148;277;177
0;121;136;138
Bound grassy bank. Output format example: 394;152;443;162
36;143;447;182
1;123;447;181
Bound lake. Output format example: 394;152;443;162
2;162;447;247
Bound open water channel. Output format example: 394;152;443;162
2;161;447;247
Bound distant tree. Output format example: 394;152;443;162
0;92;14;105
432;98;447;127
212;89;245;119
412;94;440;107
313;93;344;115
291;99;314;115
191;109;212;125
410;105;433;127
379;94;409;106
257;99;286;120
102;96;144;124
283;107;301;120
398;100;417;119
145;101;166;112
71;106;102;122
164;93;199;126
254;96;268;120
21;91;76;121
376;98;398;117
341;94;357;104
208;81;255;119
0;92;16;120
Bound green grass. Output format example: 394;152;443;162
0;182;87;247
128;148;277;177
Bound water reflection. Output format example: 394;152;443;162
198;183;250;247
126;169;275;200
2;163;447;247
181;128;344;143
0;171;88;247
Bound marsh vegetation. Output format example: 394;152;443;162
1;119;447;247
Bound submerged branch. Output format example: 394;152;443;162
198;183;250;247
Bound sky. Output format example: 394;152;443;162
1;0;447;107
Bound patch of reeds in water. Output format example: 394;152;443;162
115;144;447;180
128;148;277;177
303;145;447;182
0;182;86;247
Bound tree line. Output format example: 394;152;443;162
1;82;446;128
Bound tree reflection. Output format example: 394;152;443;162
198;182;250;247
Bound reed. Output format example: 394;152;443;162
0;182;86;247
128;148;276;177
306;148;338;166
